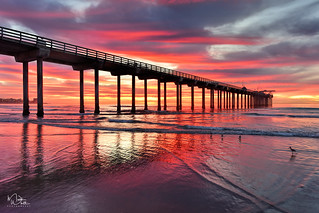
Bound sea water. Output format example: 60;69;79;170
0;104;318;212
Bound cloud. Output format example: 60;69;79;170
47;0;101;22
2;19;37;34
205;0;319;63
206;0;319;37
0;0;318;104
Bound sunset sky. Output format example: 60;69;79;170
0;0;318;107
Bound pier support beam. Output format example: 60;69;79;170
232;92;235;109
179;84;182;110
247;94;250;108
220;90;222;109
36;58;44;117
94;68;100;115
241;94;243;109
157;79;161;111
79;70;85;113
202;87;205;110
254;96;257;108
226;91;229;109
144;79;148;110
217;90;220;108
176;83;180;111
210;89;214;109
250;95;254;108
244;94;247;109
191;86;194;111
164;81;167;110
132;75;136;113
117;75;121;114
237;93;239;109
223;90;226;109
230;92;232;108
23;62;30;116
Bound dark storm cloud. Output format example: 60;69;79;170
84;0;264;31
288;18;319;36
194;67;301;78
222;40;319;62
262;41;319;59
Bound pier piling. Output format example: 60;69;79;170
23;61;30;116
117;75;121;114
94;68;100;115
202;87;205;110
36;58;44;117
144;79;148;110
157;79;161;111
79;70;85;113
164;81;167;110
191;86;194;111
132;75;136;113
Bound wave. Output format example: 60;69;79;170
274;107;319;111
159;146;287;212
0;116;318;138
244;112;319;118
108;118;177;127
107;119;319;138
108;119;144;123
181;125;319;138
3;119;311;138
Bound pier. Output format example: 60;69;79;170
0;26;273;116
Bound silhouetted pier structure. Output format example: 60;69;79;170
0;26;273;116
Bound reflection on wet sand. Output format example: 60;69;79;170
2;124;168;197
1;119;317;213
92;130;101;170
21;122;29;174
35;124;43;177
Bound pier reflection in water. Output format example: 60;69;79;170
1;118;319;212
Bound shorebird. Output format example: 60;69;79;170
289;146;296;154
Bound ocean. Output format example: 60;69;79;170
0;104;318;212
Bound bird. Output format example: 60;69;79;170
289;146;296;154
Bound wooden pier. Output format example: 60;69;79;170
0;26;273;116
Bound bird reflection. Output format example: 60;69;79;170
290;154;296;162
238;135;241;143
210;134;214;143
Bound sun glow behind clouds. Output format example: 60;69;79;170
290;95;319;100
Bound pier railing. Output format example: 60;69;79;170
0;26;249;92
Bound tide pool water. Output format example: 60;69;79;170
0;104;318;212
